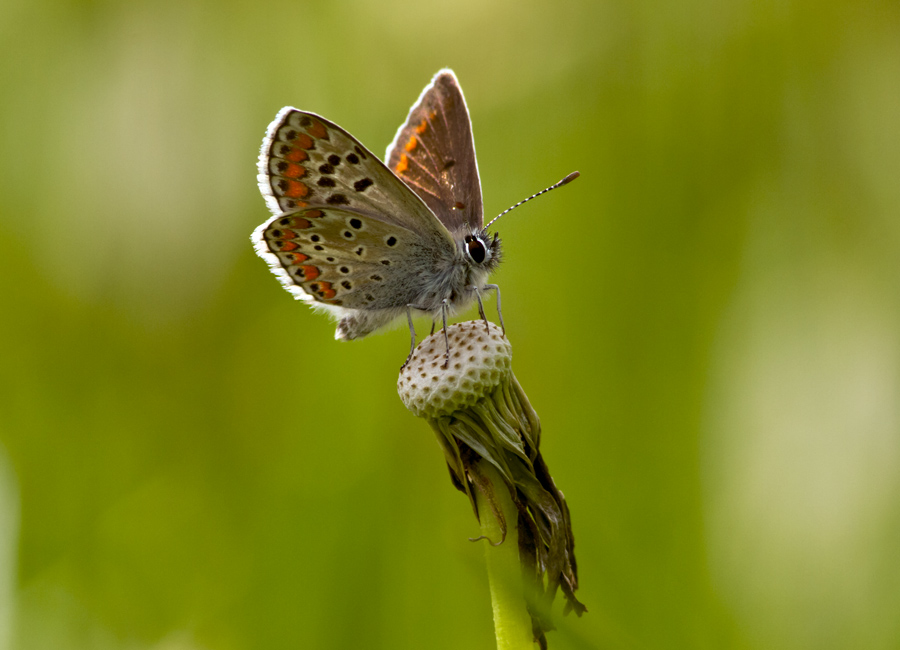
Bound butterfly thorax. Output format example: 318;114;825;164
404;227;501;313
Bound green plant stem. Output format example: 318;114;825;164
476;462;534;650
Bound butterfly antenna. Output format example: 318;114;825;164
485;171;580;230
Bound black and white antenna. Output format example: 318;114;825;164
485;171;580;230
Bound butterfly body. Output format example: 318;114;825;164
253;69;502;340
332;235;497;340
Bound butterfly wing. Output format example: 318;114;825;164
385;69;484;233
258;108;454;247
253;205;457;338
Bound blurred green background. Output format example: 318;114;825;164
2;0;899;648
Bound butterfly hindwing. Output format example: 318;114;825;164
258;108;455;249
252;206;436;312
385;69;484;233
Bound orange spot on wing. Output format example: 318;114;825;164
428;110;436;119
396;154;409;174
279;241;298;251
306;119;327;139
405;136;417;152
300;265;320;281
317;282;336;299
284;181;309;198
283;163;305;179
295;133;314;149
305;209;324;219
280;229;297;239
415;119;427;135
285;148;308;163
290;252;309;263
289;218;312;229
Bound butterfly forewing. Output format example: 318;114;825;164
253;206;432;311
385;69;483;233
258;108;454;248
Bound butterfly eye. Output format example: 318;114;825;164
465;236;487;264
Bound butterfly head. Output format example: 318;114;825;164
463;230;502;270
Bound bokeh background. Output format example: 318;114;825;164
2;0;899;648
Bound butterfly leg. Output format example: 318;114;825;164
482;284;505;335
471;286;490;333
404;302;451;369
402;305;417;369
430;321;436;336
440;298;450;368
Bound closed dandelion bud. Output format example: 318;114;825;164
398;321;513;419
398;321;585;649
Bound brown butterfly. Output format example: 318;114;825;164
252;69;577;361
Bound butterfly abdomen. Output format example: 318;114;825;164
335;309;404;340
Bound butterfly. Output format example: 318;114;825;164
252;69;577;362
